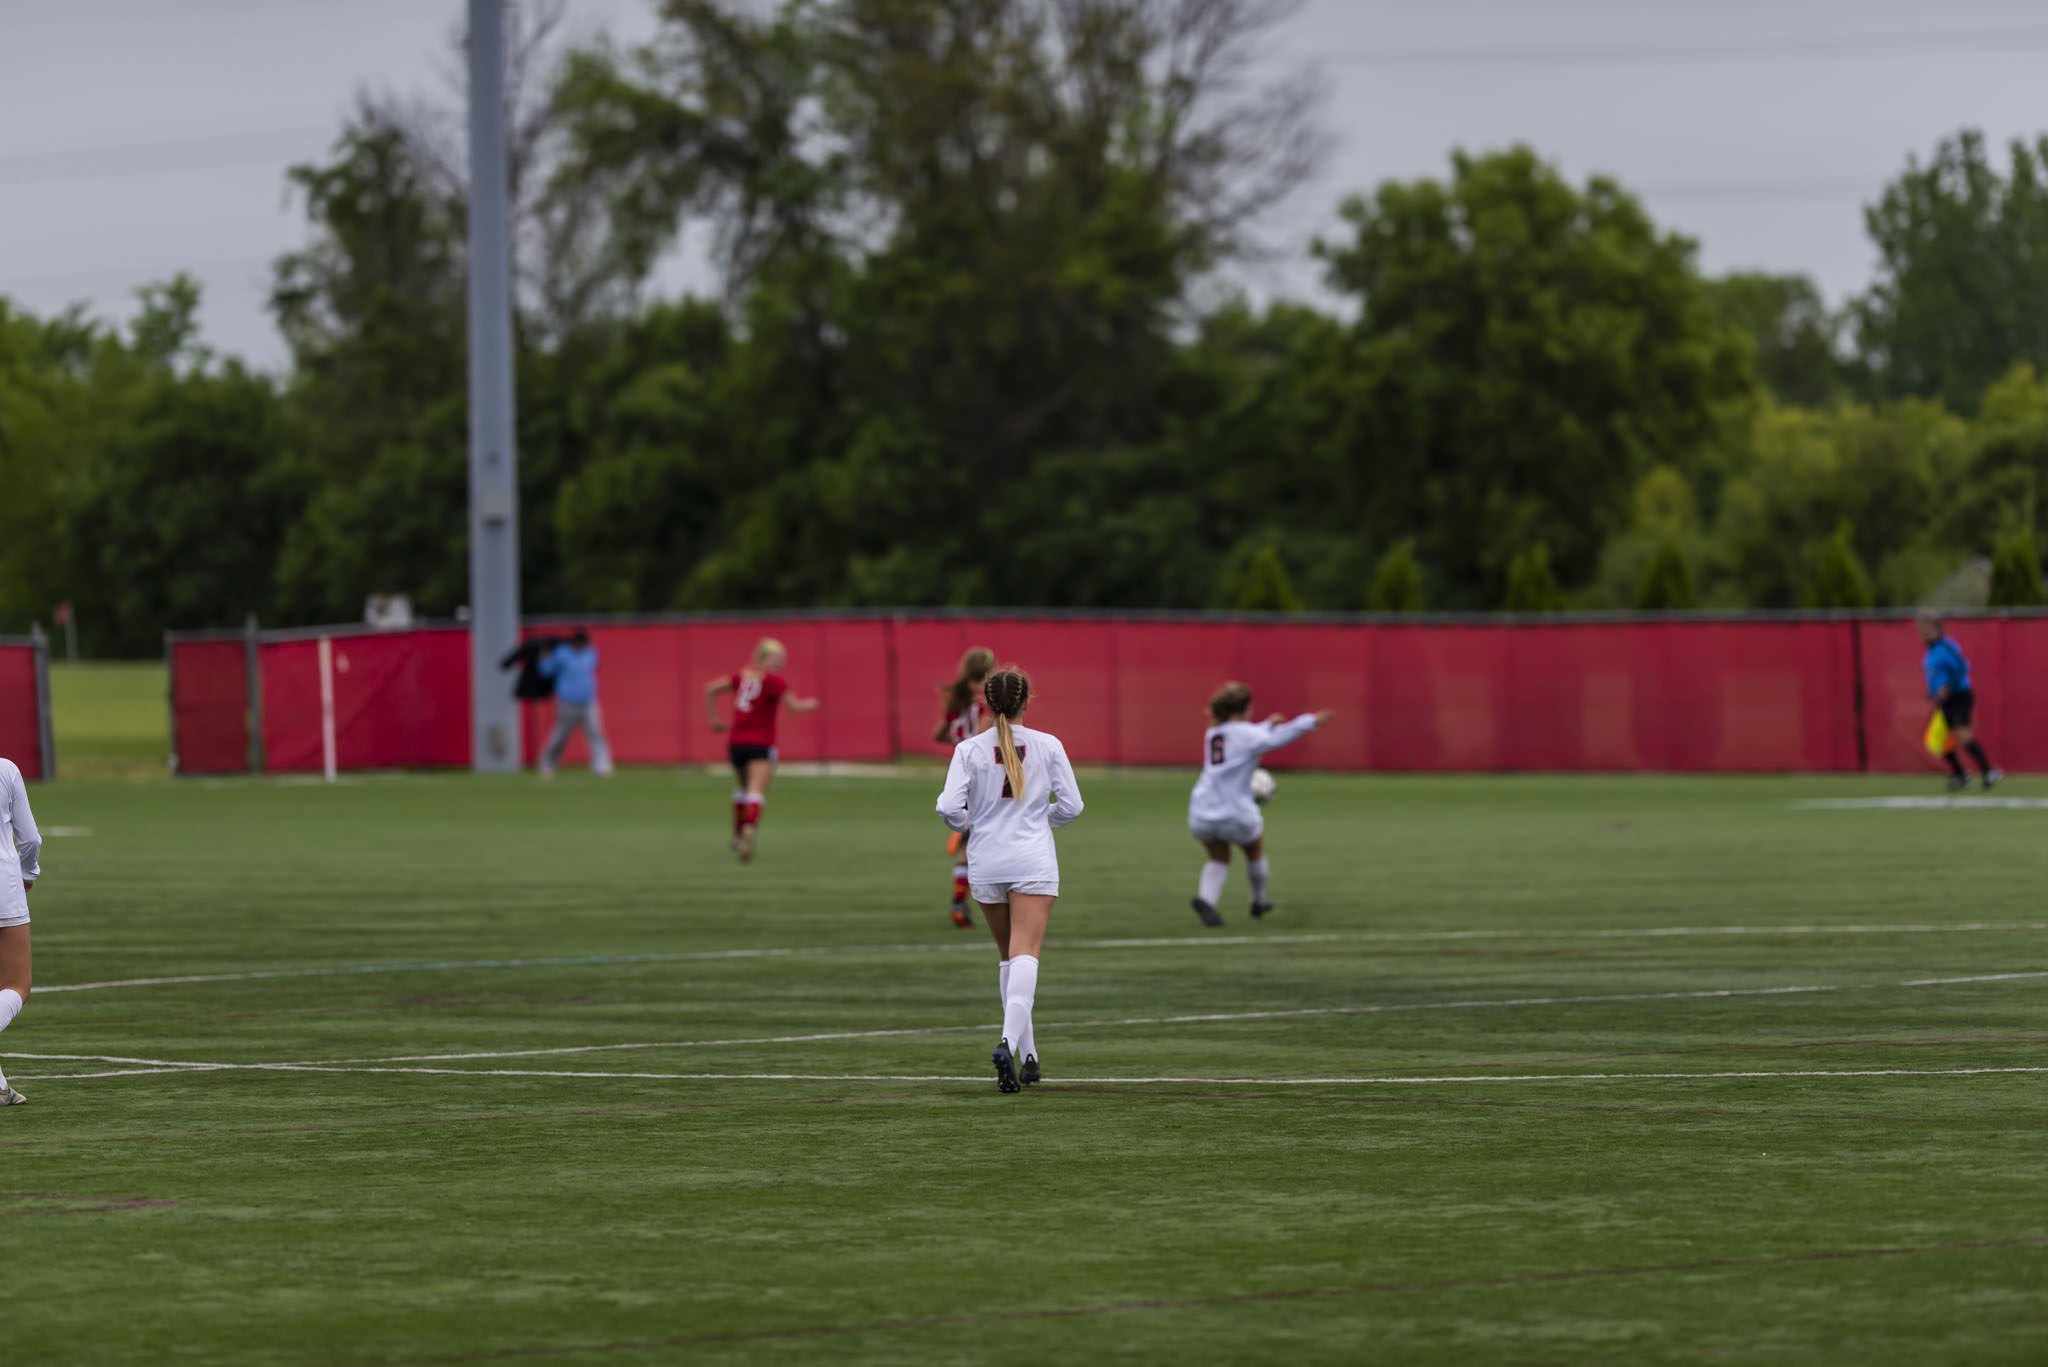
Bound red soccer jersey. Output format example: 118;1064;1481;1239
729;671;789;747
944;700;986;744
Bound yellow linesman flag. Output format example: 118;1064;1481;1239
1924;708;1953;758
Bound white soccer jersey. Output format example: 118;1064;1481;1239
0;757;41;927
936;724;1085;885
1187;715;1320;833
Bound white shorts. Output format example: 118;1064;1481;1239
1190;814;1263;847
970;880;1059;904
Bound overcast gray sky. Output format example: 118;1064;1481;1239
4;0;2045;369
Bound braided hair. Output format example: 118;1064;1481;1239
983;666;1031;803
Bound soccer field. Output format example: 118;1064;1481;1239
6;769;2046;1364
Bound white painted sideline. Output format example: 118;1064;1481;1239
14;965;2046;1082
1793;796;2048;810
38;921;2048;996
14;1064;2048;1086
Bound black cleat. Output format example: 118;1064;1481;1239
949;898;972;929
1190;897;1224;927
1946;773;1970;793
1983;768;2005;791
1250;900;1275;919
1021;1055;1041;1085
993;1041;1022;1093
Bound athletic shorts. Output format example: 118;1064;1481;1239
1940;690;1976;729
1190;814;1263;848
728;744;777;779
0;888;27;929
970;880;1059;904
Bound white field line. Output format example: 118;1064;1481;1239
21;1064;2048;1086
1793;796;2048;811
39;922;2048;996
1903;970;2048;986
17;966;2048;1082
3;985;1834;1075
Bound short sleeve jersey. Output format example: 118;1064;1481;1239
729;671;789;747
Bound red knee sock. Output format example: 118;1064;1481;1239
732;794;748;835
951;864;969;903
744;795;764;829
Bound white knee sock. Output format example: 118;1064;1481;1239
1197;860;1229;907
1002;954;1038;1054
1247;858;1271;903
999;959;1035;1059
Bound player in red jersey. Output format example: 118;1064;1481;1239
932;646;995;927
704;637;818;862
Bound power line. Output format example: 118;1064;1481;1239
1307;25;2048;68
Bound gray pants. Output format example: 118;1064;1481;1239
541;699;612;775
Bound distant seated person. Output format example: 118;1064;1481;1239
539;629;612;779
1919;611;2001;793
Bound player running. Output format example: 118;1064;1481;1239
933;646;996;927
1187;683;1331;927
936;666;1084;1093
0;755;42;1107
1919;612;2002;792
704;637;819;861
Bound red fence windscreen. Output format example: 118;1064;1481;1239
172;612;2048;775
0;644;44;780
168;638;249;775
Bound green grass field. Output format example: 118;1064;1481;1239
47;662;168;782
5;768;2045;1364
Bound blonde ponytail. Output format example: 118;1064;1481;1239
994;713;1026;803
982;666;1033;801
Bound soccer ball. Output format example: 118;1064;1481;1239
1251;768;1277;804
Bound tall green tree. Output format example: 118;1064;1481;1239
1802;521;1874;609
1707;271;1846;408
1368;541;1425;612
1987;529;2045;605
1229;546;1303;612
1501;543;1566;611
1314;147;1752;605
1856;130;2048;413
1635;538;1697;610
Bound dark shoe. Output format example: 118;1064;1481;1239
1190;897;1224;927
993;1041;1021;1093
1021;1055;1041;1085
1945;773;1970;793
1250;900;1275;919
949;898;972;929
1983;768;2005;791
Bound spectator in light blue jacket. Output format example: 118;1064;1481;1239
1919;611;2000;792
539;629;612;778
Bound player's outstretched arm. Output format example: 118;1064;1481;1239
1260;709;1333;752
1047;740;1085;828
936;747;973;832
703;677;733;731
787;695;820;714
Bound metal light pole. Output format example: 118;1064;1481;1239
467;0;522;772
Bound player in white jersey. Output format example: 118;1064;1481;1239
1187;682;1331;927
0;756;42;1106
935;666;1084;1093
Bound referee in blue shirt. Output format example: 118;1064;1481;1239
1919;612;2001;791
